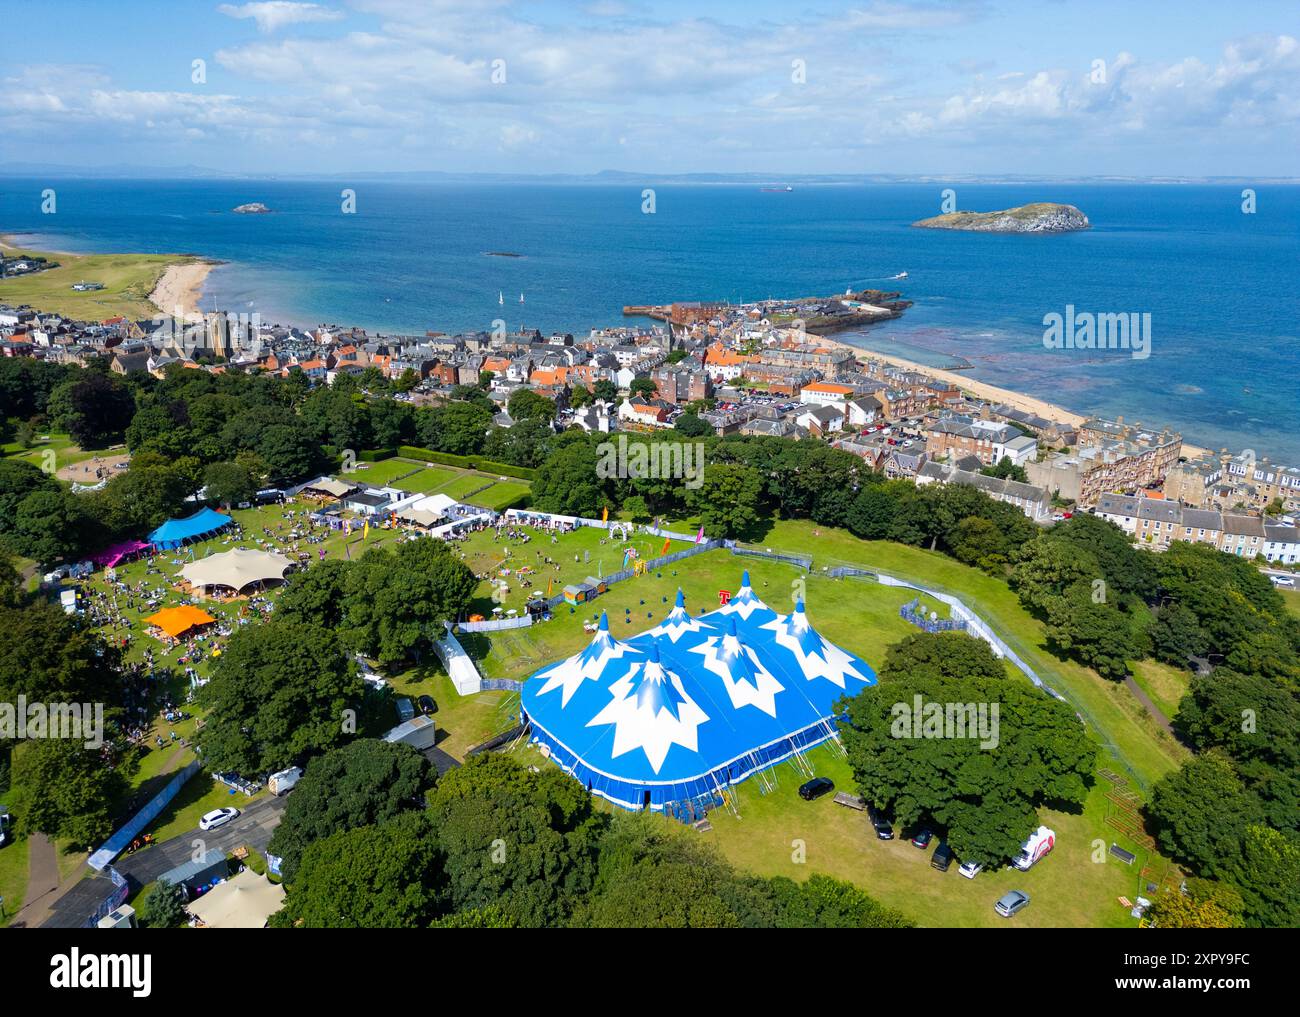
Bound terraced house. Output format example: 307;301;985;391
1093;493;1300;563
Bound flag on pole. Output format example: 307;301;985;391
601;505;609;523
695;525;705;544
661;537;671;556
363;519;370;541
546;578;553;596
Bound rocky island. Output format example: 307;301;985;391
912;202;1089;233
232;202;272;214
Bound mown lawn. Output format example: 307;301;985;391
2;432;102;472
1130;659;1192;721
697;743;1159;928
0;243;194;321
749;519;1188;790
0;835;30;928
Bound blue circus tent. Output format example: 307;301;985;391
521;576;876;813
148;507;233;550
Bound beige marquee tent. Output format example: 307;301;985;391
180;547;294;593
187;869;285;929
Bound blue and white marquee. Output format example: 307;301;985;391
520;572;876;811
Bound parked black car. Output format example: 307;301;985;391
868;807;895;840
798;776;835;801
931;841;953;872
417;694;438;716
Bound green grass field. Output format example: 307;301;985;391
54;494;1188;927
693;743;1161;928
2;433;104;472
0;835;30;928
1130;659;1192;721
332;459;531;510
0;242;196;321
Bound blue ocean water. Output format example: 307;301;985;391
2;179;1297;459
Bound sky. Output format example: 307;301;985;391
2;0;1298;177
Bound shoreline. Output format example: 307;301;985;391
0;231;1216;462
148;260;217;320
816;331;1211;460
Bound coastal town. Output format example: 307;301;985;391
3;284;1297;569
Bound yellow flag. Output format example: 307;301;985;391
602;505;609;523
363;519;370;540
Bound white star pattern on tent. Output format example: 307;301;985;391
535;613;638;707
713;570;771;622
586;647;709;772
690;623;784;718
761;601;871;689
646;589;707;643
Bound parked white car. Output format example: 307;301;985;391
958;860;984;879
199;807;240;831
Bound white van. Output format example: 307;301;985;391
1011;826;1056;871
268;766;304;796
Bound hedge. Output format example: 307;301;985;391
397;446;536;481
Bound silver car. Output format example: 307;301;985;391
995;890;1030;917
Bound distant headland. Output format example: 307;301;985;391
912;202;1089;233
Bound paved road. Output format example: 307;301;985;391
114;794;288;885
38;794;287;928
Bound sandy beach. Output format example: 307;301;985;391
148;260;215;320
817;333;1211;459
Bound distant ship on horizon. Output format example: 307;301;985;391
760;184;794;192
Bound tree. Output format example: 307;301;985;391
0;459;60;539
0;599;125;707
10;488;91;564
9;739;125;844
273;558;353;631
507;389;557;423
427;754;603;927
1149;603;1209;665
1010;537;1098;615
569;384;592;409
419;401;492;456
139;879;187;928
1042;585;1144;680
271;811;443;928
532;440;606;518
342;538;477;665
203;460;257;509
621;495;650;522
268;738;434;881
1148;753;1264;878
673;412;712;438
685;463;762;539
257;423;323;482
1147;878;1245;929
981;455;1028;483
840;632;1096;866
47;373;136;448
196;619;363;775
629;377;657;400
1231;825;1300;928
592;380;618;403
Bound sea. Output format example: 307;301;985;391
2;179;1297;460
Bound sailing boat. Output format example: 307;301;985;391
519;292;525;303
498;291;504;305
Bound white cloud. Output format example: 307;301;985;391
217;2;344;33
